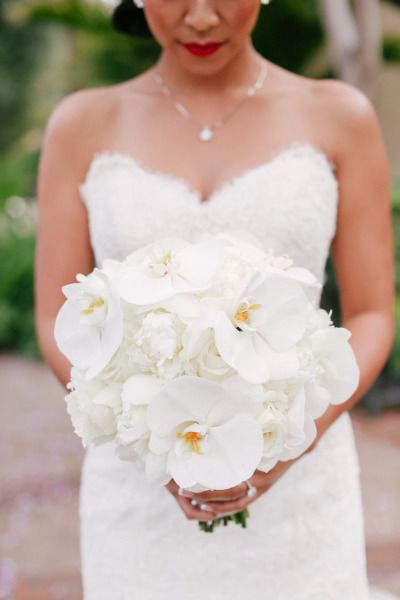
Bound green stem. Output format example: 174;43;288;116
198;508;250;533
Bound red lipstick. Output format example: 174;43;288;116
182;42;224;56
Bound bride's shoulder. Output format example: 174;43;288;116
299;76;380;152
311;77;377;124
44;83;122;142
47;72;152;124
311;78;384;169
43;76;152;154
287;73;382;162
41;80;146;175
272;66;377;131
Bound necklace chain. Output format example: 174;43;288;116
152;58;269;142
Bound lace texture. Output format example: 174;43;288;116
78;142;377;599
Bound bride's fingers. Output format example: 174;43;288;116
165;479;179;494
205;492;258;515
185;482;248;503
177;495;218;522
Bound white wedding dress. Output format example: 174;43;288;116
77;141;394;600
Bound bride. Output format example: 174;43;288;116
34;0;396;597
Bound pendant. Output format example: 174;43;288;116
199;126;213;142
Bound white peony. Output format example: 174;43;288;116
115;375;171;485
65;367;122;447
130;309;187;379
147;375;264;491
54;269;123;380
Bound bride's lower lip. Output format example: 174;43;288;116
182;42;224;56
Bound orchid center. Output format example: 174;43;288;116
78;294;107;325
80;296;105;315
150;250;172;277
233;296;263;332
175;422;209;456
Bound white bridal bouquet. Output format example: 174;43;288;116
54;231;359;532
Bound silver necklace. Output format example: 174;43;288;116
153;59;268;142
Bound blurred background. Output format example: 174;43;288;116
0;0;399;598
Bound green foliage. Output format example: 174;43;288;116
0;1;44;153
28;0;111;33
386;190;400;383
0;230;39;357
24;0;160;88
253;0;324;73
383;36;400;63
0;151;39;209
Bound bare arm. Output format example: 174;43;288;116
34;91;98;389
314;81;395;441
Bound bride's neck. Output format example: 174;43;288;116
152;39;263;100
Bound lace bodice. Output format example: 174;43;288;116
78;141;339;305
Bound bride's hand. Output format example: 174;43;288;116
173;459;296;517
165;478;219;522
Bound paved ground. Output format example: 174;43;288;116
0;354;399;599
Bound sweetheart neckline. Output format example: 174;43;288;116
80;140;338;205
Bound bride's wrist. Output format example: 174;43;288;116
306;404;347;453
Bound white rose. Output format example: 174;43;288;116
196;336;235;381
257;406;288;471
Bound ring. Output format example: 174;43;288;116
191;499;199;506
245;479;257;497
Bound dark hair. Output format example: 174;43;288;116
111;0;154;39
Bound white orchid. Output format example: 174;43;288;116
210;274;310;384
147;375;264;491
305;326;360;407
262;250;322;290
54;269;123;379
116;237;224;305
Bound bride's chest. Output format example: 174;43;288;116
78;143;339;282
